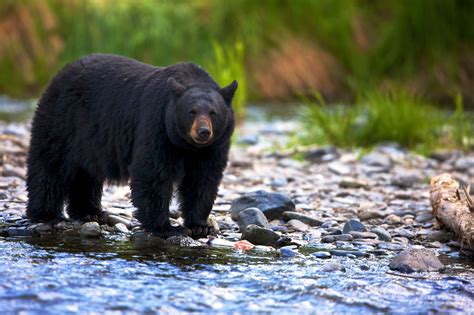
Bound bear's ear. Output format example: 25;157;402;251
167;77;185;96
219;80;238;104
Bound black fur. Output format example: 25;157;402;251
26;54;237;238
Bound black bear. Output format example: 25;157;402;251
26;54;237;238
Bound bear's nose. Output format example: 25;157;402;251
198;127;211;138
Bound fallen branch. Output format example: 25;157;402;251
430;173;474;251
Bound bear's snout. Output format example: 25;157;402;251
190;115;213;144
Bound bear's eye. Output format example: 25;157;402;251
209;110;217;116
189;110;197;115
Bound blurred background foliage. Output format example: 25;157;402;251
0;0;473;149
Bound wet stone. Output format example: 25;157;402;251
389;248;444;273
236;207;269;231
8;226;33;237
166;236;201;247
80;222;101;238
282;211;322;226
378;242;405;251
342;219;367;234
330;250;368;258
241;224;280;247
279;246;298;258
0;192;8;200
312;251;331;259
230;190;295;221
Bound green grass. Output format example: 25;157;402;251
300;90;473;153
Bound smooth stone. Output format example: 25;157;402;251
270;178;288;187
321;220;338;228
362;152;392;168
330;250;368;257
326;228;342;235
208;238;235;248
349;231;378;239
279;246;298;258
166;236;201;247
321;262;345;272
342;219;367;234
339;177;370;190
425;231;454;243
230;190;295;221
415;212;434;223
237;207;269;231
105;214;132;229
241;224;280;247
391;171;423;188
238;134;259;145
8;226;33;237
80;222;101;238
114;223;129;233
385;214;402;224
0;192;8;200
389;248;444;273
287;219;309;232
378;242;404;251
393;228;415;239
358;210;384;221
312;251;331;259
282;211;323;226
322;234;353;243
327;161;352;175
371;227;392;241
253;245;276;252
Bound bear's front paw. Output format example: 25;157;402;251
186;225;216;239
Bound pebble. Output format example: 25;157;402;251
424;231;454;243
114;223;129;233
358;210;384;221
208;238;235;248
321;262;345;272
282;211;322;226
327;161;352;175
349;231;378;239
321;234;353;243
371;227;391;241
339;177;370;189
385;214;402;224
312;251;332;259
378;242;404;251
330;250;368;258
279;246;298;258
287;219;309;232
106;214;132;229
230;190;295;221
241;224;280;247
80;222;101;238
389;248;444;273
362;151;392;168
236;207;269;231
415;212;434;223
342;219;367;233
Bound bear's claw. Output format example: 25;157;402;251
187;225;216;239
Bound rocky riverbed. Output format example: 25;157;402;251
1;119;473;268
1;115;474;313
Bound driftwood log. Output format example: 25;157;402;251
430;173;474;251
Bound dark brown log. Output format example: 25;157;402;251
430;173;474;251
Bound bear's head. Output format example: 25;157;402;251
166;77;238;149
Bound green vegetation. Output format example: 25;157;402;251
300;90;473;153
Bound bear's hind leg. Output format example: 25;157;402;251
66;169;105;223
26;162;66;223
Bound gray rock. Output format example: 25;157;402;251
322;234;353;243
349;231;378;239
327;161;352;175
105;214;132;229
80;222;101;238
389;248;444;273
282;211;322;226
453;157;474;171
425;231;454;243
371;227;392;241
378;242;404;251
312;251;331;259
321;262;345;272
166;236;201;247
358;210;384;221
391;171;423;188
114;223;129;233
343;219;367;234
393;228;415;239
279;246;298;258
0;192;8;200
237;207;269;231
230;190;295;221
339;177;370;190
321;220;338;228
8;226;33;237
238;134;259;145
362;152;392;168
330;250;368;257
415;212;434;223
242;224;280;246
287;219;309;232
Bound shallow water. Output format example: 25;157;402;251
0;236;473;314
